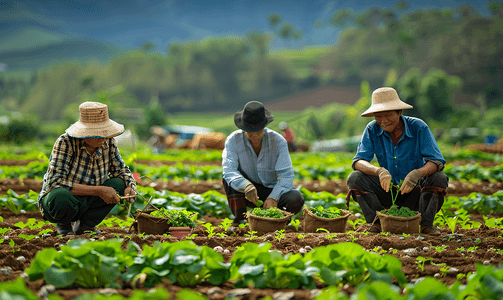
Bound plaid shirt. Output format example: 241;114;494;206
38;134;137;202
222;128;294;201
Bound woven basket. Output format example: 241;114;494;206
303;207;352;233
377;211;421;234
135;209;171;235
247;209;293;236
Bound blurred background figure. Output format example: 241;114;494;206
279;121;298;152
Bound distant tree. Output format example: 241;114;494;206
142;41;155;52
417;69;462;122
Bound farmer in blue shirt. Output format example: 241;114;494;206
222;101;305;226
346;87;448;235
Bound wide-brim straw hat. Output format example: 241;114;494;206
234;101;274;132
66;101;124;138
361;87;413;117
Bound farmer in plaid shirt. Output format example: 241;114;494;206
38;102;137;236
222;101;304;226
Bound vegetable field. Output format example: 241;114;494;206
1;149;503;300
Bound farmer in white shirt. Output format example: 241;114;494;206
222;101;305;226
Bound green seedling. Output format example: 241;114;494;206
401;233;410;238
245;231;257;240
275;229;286;242
316;228;329;233
185;233;198;240
9;239;19;253
238;223;247;229
218;218;233;231
372;247;387;254
467;246;478;252
297;233;307;239
325;233;338;239
14;218;46;230
216;232;228;238
456;273;466;281
380;232;390;236
38;228;53;238
392;249;399;254
347;218;364;230
202;222;216;237
416;256;433;272
138;232;147;239
440;210;458;234
348;234;357;242
0;228;12;236
432;245;448;253
290;219;301;231
18;234;37;241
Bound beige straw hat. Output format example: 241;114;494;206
361;87;413;117
66;101;124;138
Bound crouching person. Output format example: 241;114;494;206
38;101;137;236
222;101;304;226
346;87;448;235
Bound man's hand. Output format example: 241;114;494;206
376;167;392;192
244;184;258;204
401;169;421;194
263;198;277;209
98;186;120;204
123;187;136;203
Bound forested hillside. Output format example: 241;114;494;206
0;3;501;124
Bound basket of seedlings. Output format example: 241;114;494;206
135;207;197;237
376;182;421;234
303;205;352;233
247;206;293;236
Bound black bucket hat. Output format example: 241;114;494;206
234;101;274;132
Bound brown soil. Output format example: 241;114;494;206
1;208;502;299
1;158;502;299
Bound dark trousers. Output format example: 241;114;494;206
40;178;126;227
346;170;448;227
223;178;304;223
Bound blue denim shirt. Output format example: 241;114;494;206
352;116;445;184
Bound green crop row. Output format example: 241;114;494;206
3;159;502;183
3;262;503;300
24;239;405;290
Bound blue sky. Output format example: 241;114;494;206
0;0;492;51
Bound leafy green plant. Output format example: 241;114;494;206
250;207;284;219
26;239;138;289
290;219;301;231
0;227;12;236
416;256;433;272
381;181;418;217
18;233;37;241
121;240;229;287
297;234;307;239
305;242;407;288
347;218;364;230
432;245;448;253
202;222;216;237
380;232;390;236
275;229;285;242
9;239;19;253
218;218;233;231
307;205;342;218
151;208;198;228
401;233;410;238
245;231;258;240
229;242;319;289
14;218;45;230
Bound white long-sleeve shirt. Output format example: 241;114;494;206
222;128;294;201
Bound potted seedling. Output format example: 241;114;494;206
150;208;198;240
246;207;292;236
303;205;351;233
376;181;421;234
